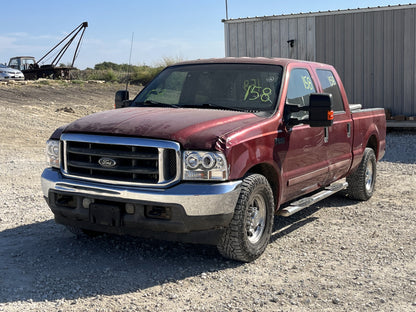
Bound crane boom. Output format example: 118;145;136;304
37;22;88;66
8;22;88;80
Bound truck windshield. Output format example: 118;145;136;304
132;63;283;114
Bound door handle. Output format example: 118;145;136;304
347;123;351;138
324;127;329;143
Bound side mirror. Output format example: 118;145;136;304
115;90;130;109
308;93;334;127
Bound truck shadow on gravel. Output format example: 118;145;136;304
0;196;356;304
271;195;358;243
0;220;240;304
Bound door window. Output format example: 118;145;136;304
21;58;35;71
286;68;316;120
9;58;18;69
316;69;344;112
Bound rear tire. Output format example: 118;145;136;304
217;174;274;262
345;147;377;201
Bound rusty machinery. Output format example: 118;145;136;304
8;22;88;80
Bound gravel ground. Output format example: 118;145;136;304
0;82;415;311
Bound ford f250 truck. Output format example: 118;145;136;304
41;58;386;262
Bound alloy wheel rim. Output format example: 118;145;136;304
246;194;266;244
365;161;374;192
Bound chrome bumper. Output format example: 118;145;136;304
41;168;241;217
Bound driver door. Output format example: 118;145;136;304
276;67;329;202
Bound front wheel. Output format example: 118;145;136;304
345;147;377;201
217;174;274;262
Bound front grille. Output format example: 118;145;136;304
61;133;181;187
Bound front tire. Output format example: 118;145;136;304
217;174;274;262
345;147;377;201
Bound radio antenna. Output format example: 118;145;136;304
126;32;134;91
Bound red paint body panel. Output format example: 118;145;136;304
64;107;264;150
349;108;387;171
58;57;386;209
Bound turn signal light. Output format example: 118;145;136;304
327;110;334;120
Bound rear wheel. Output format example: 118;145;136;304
217;174;274;262
345;147;377;201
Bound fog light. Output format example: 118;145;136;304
125;203;135;214
82;198;94;209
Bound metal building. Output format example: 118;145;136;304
223;4;416;117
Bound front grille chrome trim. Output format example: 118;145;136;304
157;148;164;184
60;133;181;188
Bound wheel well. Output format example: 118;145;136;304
366;135;378;157
246;163;279;209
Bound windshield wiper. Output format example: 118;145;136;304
200;103;252;112
134;100;179;108
182;103;248;112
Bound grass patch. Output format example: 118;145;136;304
71;80;85;85
70;57;184;85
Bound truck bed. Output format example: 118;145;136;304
350;107;386;170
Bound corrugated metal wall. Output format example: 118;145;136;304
224;16;315;60
224;6;416;116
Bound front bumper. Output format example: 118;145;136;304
0;75;25;81
41;168;241;237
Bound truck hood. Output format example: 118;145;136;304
63;107;265;149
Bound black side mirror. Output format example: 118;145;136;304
308;93;334;127
115;90;130;109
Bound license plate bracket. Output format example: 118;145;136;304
89;203;121;227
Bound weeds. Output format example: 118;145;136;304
70;57;184;85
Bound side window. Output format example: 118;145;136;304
22;58;35;70
9;58;18;69
286;68;316;119
316;69;344;112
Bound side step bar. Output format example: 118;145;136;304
278;181;348;217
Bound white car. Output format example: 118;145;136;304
0;64;25;81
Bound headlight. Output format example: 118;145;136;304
46;140;60;168
183;151;228;181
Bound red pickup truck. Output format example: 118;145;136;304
41;58;386;262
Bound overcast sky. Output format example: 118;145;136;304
1;0;410;69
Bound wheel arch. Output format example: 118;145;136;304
245;163;281;212
366;134;377;153
350;130;381;175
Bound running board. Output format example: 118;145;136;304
278;181;348;217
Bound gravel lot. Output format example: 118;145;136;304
0;82;415;311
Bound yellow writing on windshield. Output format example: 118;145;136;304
243;79;272;103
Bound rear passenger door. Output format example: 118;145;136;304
315;69;353;184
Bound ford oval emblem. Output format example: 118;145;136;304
98;157;117;168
